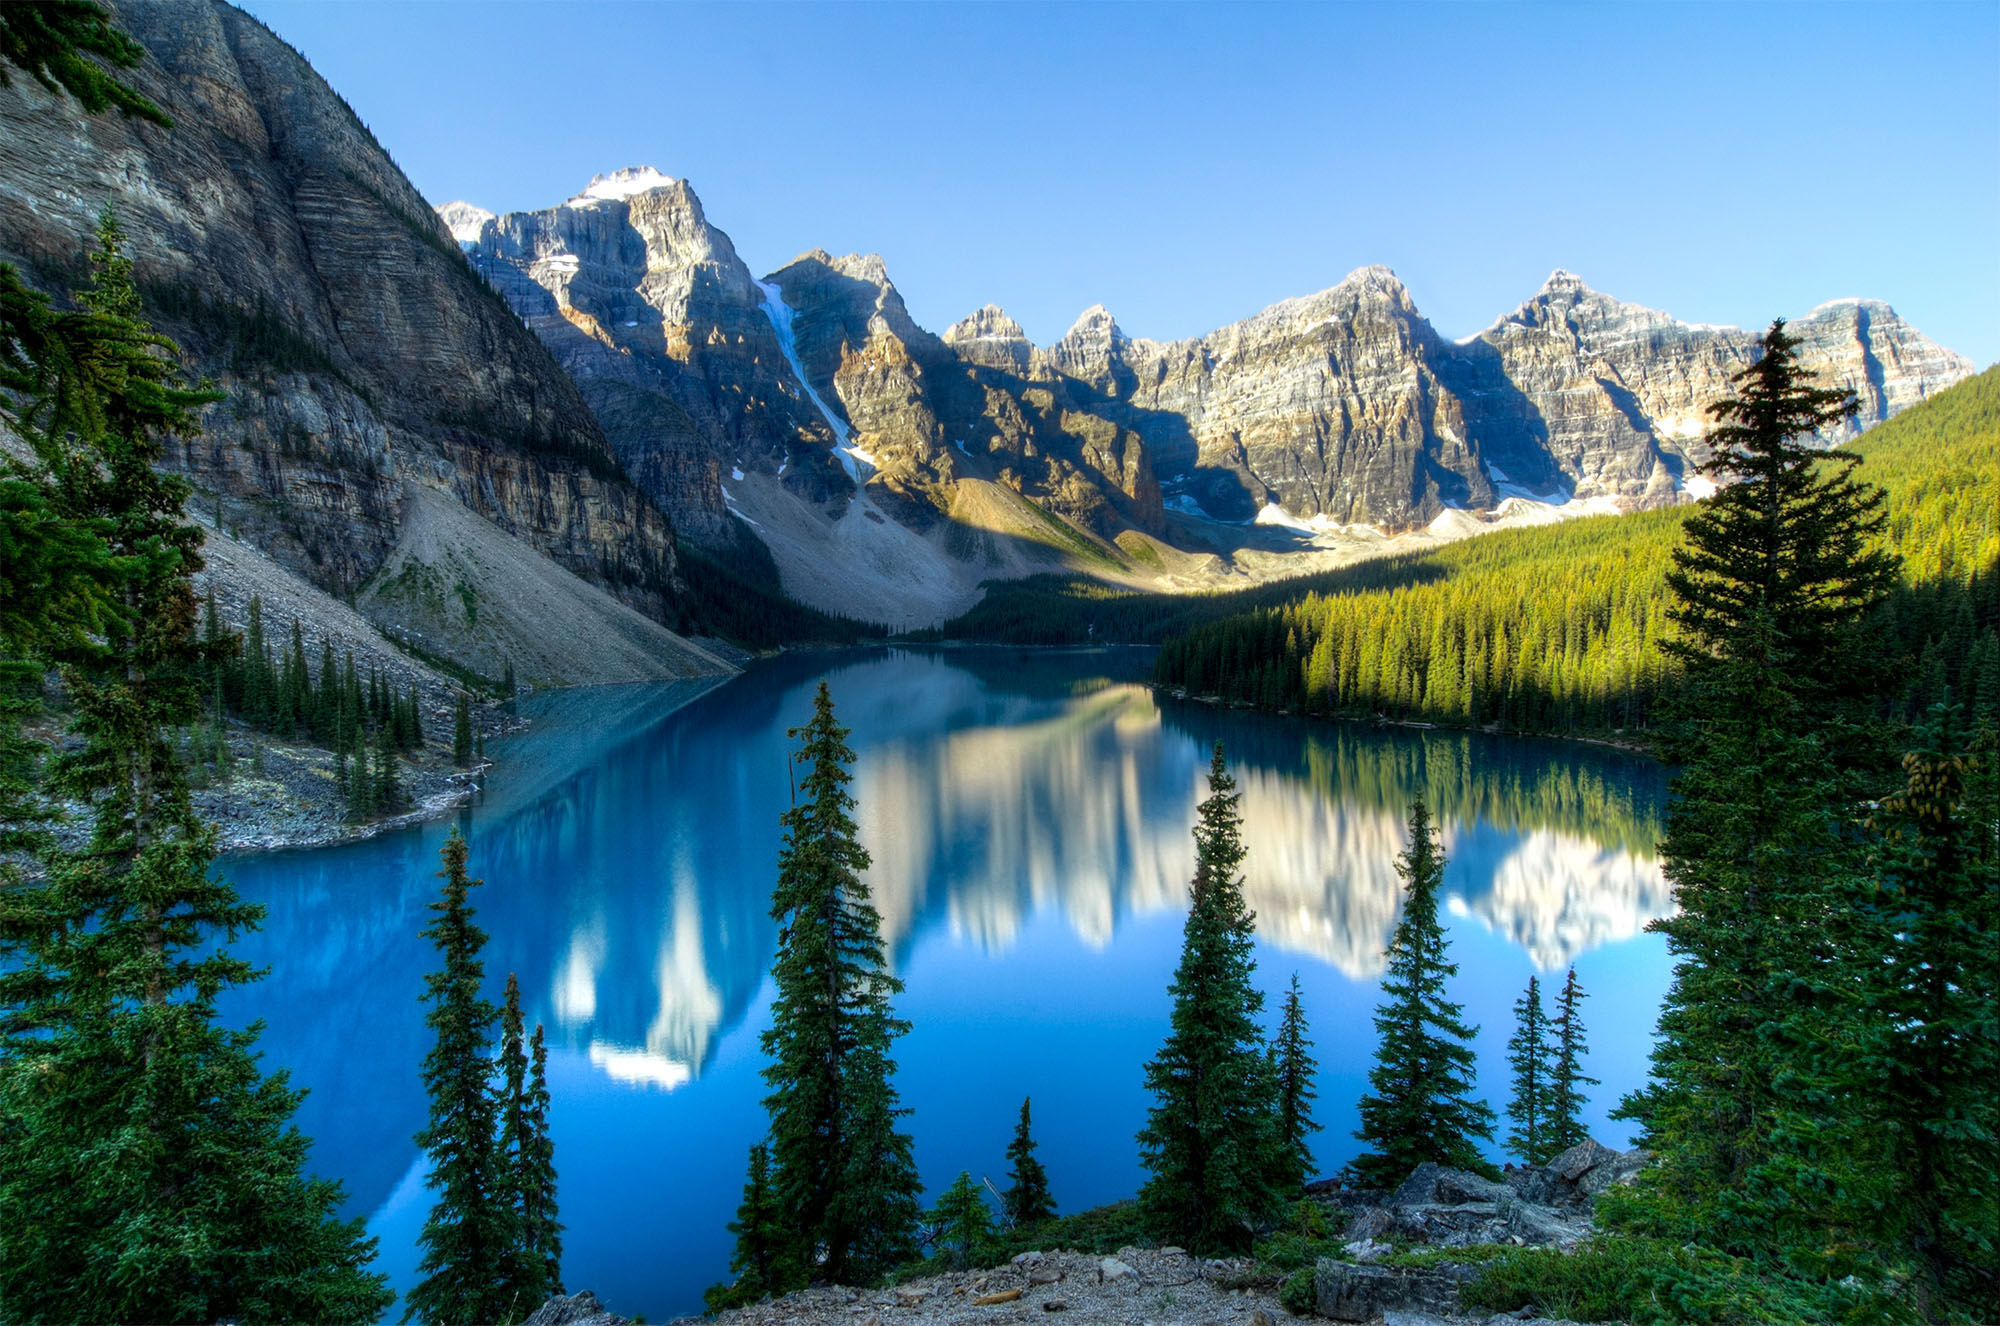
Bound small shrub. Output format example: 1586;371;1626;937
1279;1267;1317;1316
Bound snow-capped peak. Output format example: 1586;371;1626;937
564;166;677;209
435;200;495;246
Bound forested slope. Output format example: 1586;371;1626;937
1103;365;1995;736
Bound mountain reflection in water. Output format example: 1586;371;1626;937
220;647;1671;1320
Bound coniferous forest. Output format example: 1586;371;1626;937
1;5;1995;1326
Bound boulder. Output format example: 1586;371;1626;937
1390;1162;1511;1208
1512;1139;1651;1210
1098;1256;1137;1283
522;1291;629;1326
1313;1260;1478;1322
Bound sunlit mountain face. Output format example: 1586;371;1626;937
221;648;1671;1320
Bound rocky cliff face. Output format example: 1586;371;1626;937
0;1;699;663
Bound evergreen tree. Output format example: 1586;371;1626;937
1350;798;1495;1187
521;1025;563;1298
409;681;426;747
1505;975;1556;1165
1136;742;1282;1251
373;720;402;814
454;690;473;766
0;213;390;1322
494;973;545;1316
347;739;372;821
708;1144;790;1311
1546;968;1596;1155
1270;973;1321;1190
930;1171;993;1271
1003;1096;1056;1228
757;682;921;1285
1617;321;1900;1246
406;830;517;1325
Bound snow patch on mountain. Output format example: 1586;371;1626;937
564;166;677;208
435;200;494;247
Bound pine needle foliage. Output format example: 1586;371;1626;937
1003;1096;1057;1228
407;829;518;1325
755;682;921;1287
1616;323;1901;1255
1546;968;1596;1156
0;217;388;1322
707;1143;791;1312
1269;974;1321;1191
494;973;548;1314
0;0;170;125
1136;741;1283;1252
1350;798;1496;1187
521;1026;563;1298
1505;975;1555;1166
930;1171;995;1271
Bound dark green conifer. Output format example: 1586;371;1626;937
0;0;172;125
757;682;921;1285
318;638;338;740
1505;975;1556;1165
454;690;473;766
409;681;426;747
708;1144;789;1311
522;1025;562;1297
1003;1096;1056;1228
1270;973;1321;1190
0;213;389;1322
1546;969;1596;1156
407;830;517;1325
494;973;546;1316
1350;798;1495;1187
1136;742;1282;1251
930;1171;993;1271
373;720;402;814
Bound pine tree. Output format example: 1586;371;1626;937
708;1144;790;1311
1546;968;1596;1156
1136;741;1282;1251
757;682;921;1286
1505;975;1556;1165
1270;973;1321;1190
1618;321;1900;1244
521;1025;563;1298
409;681;426;747
0;213;390;1322
0;0;172;125
493;973;545;1317
1350;798;1495;1187
454;690;473;766
930;1171;993;1271
1003;1097;1056;1228
373;720;402;814
407;829;517;1325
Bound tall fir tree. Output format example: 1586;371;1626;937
1546;968;1596;1156
406;829;518;1325
1617;321;1900;1248
521;1025;563;1298
1504;975;1556;1165
494;973;546;1316
0;212;390;1322
1135;742;1282;1251
1350;798;1495;1187
454;690;473;766
755;682;921;1286
1003;1096;1057;1228
1269;973;1321;1191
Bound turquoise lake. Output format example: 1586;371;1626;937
217;647;1675;1321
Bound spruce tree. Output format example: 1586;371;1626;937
1505;975;1556;1165
757;682;921;1285
1618;321;1899;1244
521;1025;563;1297
1136;742;1282;1251
1003;1096;1057;1228
708;1144;790;1311
1546;968;1596;1155
1350;798;1495;1187
0;213;390;1322
930;1171;993;1271
1270;973;1321;1190
407;829;517;1325
409;681;426;747
0;0;172;125
374;720;402;814
494;973;545;1316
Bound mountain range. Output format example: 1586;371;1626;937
0;0;1976;653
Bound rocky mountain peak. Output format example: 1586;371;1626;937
435;201;494;247
1540;267;1590;295
563;165;677;208
943;304;1032;372
1065;303;1122;339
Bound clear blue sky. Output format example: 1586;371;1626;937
239;0;1998;365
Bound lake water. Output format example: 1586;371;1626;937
218;647;1675;1321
